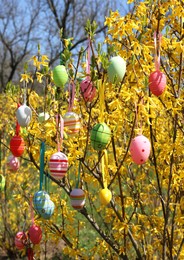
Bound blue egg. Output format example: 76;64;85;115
33;191;55;219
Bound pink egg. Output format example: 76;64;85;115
80;79;96;102
7;155;20;171
28;224;42;244
15;231;27;250
70;188;85;210
49;152;68;180
130;135;151;165
149;70;166;96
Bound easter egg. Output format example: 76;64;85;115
99;188;112;205
53;65;68;87
10;135;25;157
33;191;55;220
15;231;27;250
107;56;126;83
70;188;85;210
0;175;5;192
38;112;50;122
149;70;166;96
90;123;111;151
28;224;42;244
80;79;96;102
49;152;68;180
7;155;20;171
130;135;151;165
63;112;80;135
16;104;32;127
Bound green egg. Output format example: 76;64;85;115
107;56;126;83
90;123;111;151
53;65;68;87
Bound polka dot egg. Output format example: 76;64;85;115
129;135;151;165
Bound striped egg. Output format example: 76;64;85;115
10;135;25;157
7;155;20;171
80;79;96;102
70;188;85;210
49;152;68;180
15;231;27;250
63;112;80;136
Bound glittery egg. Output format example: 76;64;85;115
10;135;25;157
90;123;111;151
49;152;68;180
149;70;166;96
16;104;32;127
130;135;151;165
107;56;126;83
70;188;85;210
33;191;55;220
53;65;68;87
15;231;27;250
0;175;5;192
63;111;80;135
99;188;112;205
28;224;42;244
80;79;96;102
7;155;20;171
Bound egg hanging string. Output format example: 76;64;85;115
23;81;27;105
99;79;105;123
15;103;21;136
68;81;75;112
101;150;108;189
39;141;45;191
76;160;81;189
56;115;64;152
154;31;162;71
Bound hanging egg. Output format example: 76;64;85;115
63;111;80;136
49;152;68;180
38;112;50;122
7;155;20;172
80;79;96;102
33;191;55;220
130;135;151;165
90;123;111;151
10;135;25;157
0;175;5;192
15;231;27;250
28;224;42;244
99;188;112;205
107;56;126;83
53;65;68;87
16;104;32;127
70;188;85;210
149;70;166;96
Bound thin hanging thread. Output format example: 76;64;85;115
86;38;91;81
56;115;64;152
23;81;27;105
76;161;81;189
101;150;108;189
68;81;75;112
99;80;105;123
154;31;162;71
39;141;45;191
15;103;21;136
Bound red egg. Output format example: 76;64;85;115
49;152;68;180
130;135;151;165
149;70;166;96
80;79;96;102
10;135;25;157
15;231;27;250
7;155;20;171
28;224;42;244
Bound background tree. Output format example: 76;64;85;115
0;0;183;259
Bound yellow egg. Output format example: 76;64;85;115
99;188;112;205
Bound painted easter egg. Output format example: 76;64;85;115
130;135;151;165
80;79;96;102
28;224;42;244
53;65;68;87
63;112;80;136
0;175;5;192
38;112;50;122
49;152;68;180
70;188;85;210
16;104;32;127
149;70;166;96
15;231;27;250
10;135;25;157
107;56;126;83
99;188;112;205
7;155;20;171
33;191;55;220
90;123;111;151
